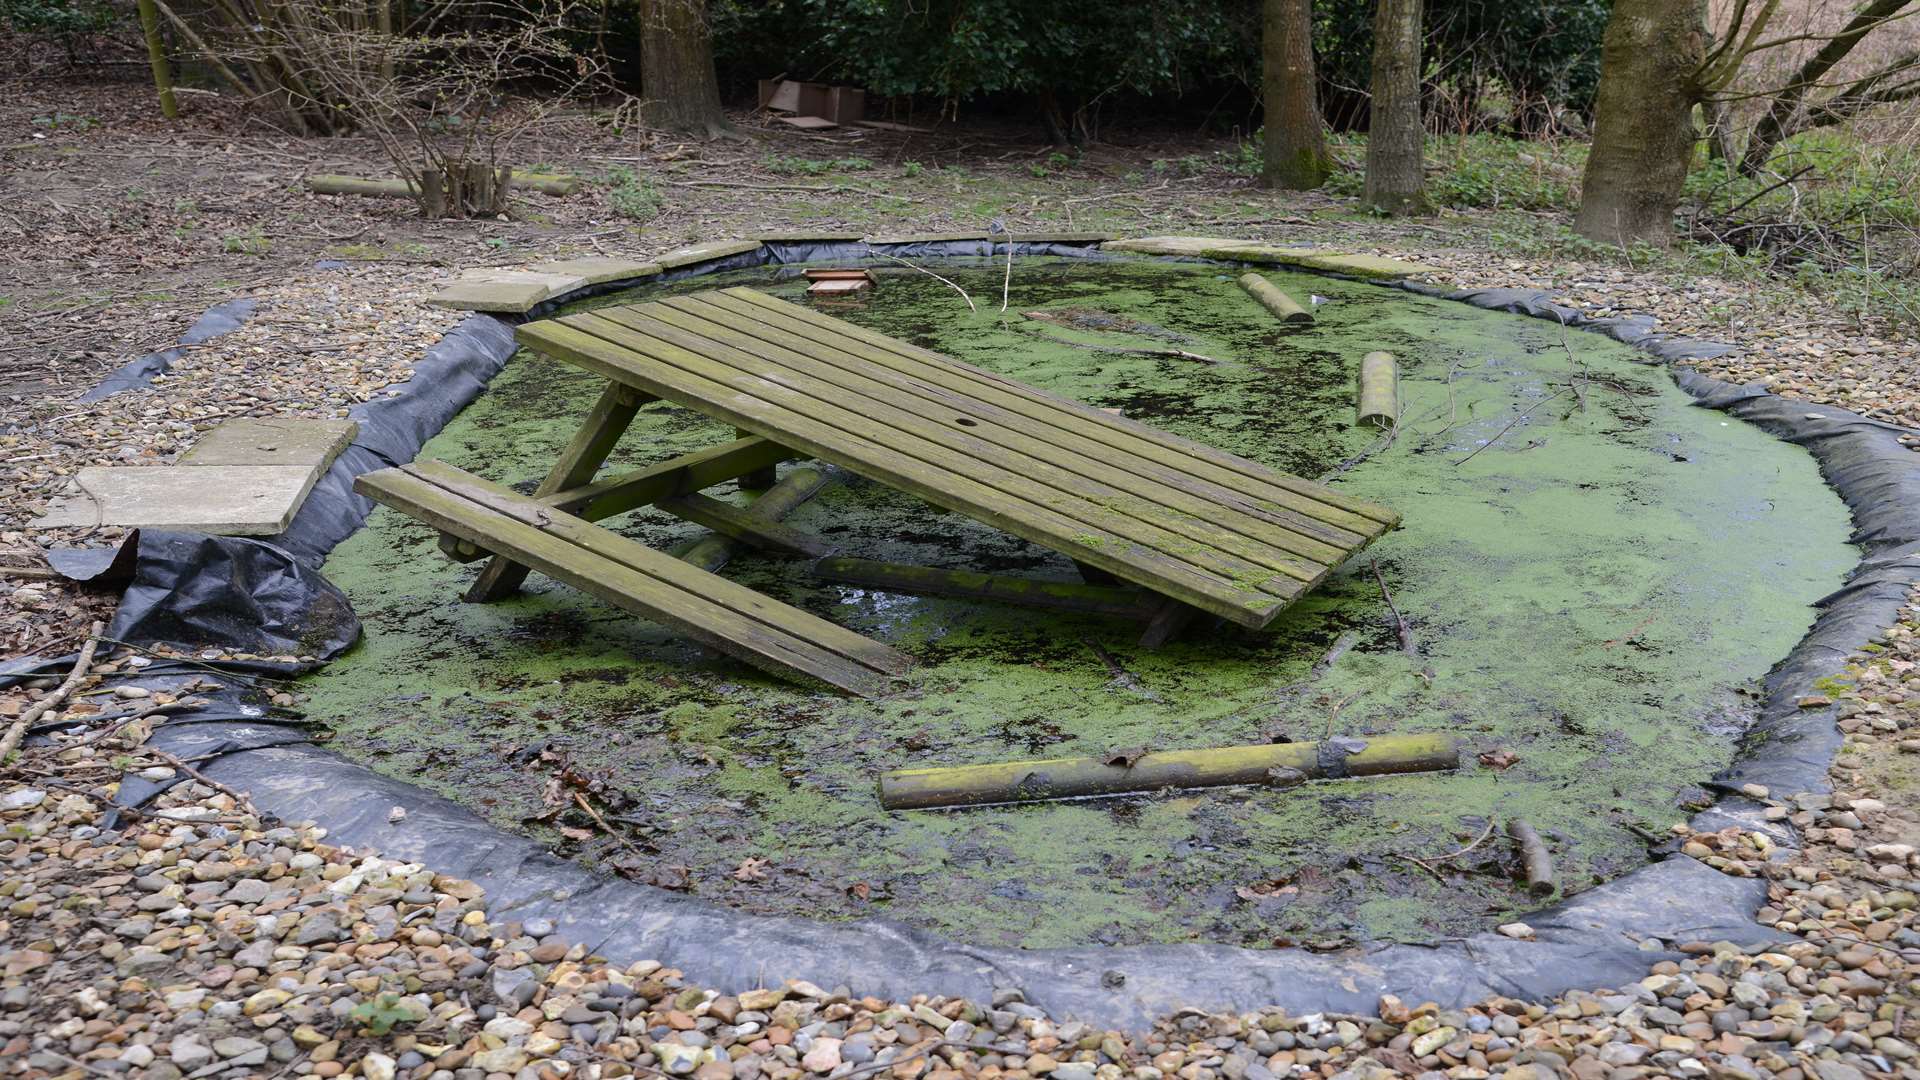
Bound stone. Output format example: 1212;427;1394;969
35;464;328;535
1;789;47;811
534;257;663;286
362;1052;397;1080
168;1035;214;1070
802;1037;843;1072
178;418;358;471
425;270;590;313
654;240;765;269
1495;923;1535;940
225;878;272;904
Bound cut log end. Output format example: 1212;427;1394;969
1238;273;1315;324
1507;817;1558;897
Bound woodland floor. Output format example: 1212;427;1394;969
4;70;1920;1080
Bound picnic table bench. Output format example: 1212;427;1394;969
356;287;1398;696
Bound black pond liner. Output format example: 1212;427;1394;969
13;241;1920;1030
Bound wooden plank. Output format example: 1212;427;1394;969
467;380;648;601
599;306;1332;583
720;288;1398;530
681;467;829;573
544;436;797;522
813;557;1164;621
656;492;836;557
649;296;1362;563
411;460;911;679
363;461;912;694
1137;599;1202;650
551;312;1313;614
515;319;1293;626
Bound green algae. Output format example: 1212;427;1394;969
302;257;1855;950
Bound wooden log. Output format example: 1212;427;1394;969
1357;351;1399;429
879;732;1460;810
307;171;579;199
1507;817;1557;896
1238;273;1314;324
812;557;1165;621
679;467;827;573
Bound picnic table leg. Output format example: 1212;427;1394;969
1138;598;1202;650
736;427;778;491
466;381;649;602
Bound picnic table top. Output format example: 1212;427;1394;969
515;287;1398;628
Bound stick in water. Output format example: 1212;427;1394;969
863;247;976;312
1507;817;1558;896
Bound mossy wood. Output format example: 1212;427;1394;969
1358;351;1400;429
879;733;1461;809
514;288;1399;629
307;172;579;198
657;492;835;557
679;468;829;573
811;556;1165;620
356;460;911;697
1238;273;1314;324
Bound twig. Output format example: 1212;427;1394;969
1000;236;1015;313
143;747;250;807
863;248;975;312
1370;559;1417;658
1082;638;1160;701
573;790;653;858
1451;386;1574;467
839;1038;1033;1080
1;620;104;762
1322;689;1363;740
1392;819;1498;883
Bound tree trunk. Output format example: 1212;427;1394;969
1260;0;1331;190
136;0;180;119
637;0;734;138
1363;0;1428;215
1573;0;1709;249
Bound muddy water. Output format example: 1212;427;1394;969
303;257;1854;949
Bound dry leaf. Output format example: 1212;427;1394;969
1103;744;1150;768
1478;748;1520;771
733;857;769;882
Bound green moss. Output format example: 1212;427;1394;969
302;257;1855;950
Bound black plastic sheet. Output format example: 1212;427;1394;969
81;298;257;402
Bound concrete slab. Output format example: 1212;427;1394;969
532;257;662;286
1101;236;1423;279
654;240;764;269
863;232;991;246
179;419;358;470
34;465;326;535
1010;232;1113;244
425;269;590;313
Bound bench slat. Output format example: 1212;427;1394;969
356;462;911;697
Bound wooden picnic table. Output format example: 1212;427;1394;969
356;287;1399;696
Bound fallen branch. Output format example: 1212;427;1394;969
1;620;105;762
142;747;249;808
879;733;1461;810
1507;817;1558;896
1391;819;1498;883
1451;386;1575;467
1083;639;1161;701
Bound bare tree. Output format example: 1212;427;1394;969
135;0;178;119
1261;0;1332;190
1729;0;1920;174
1574;0;1713;247
1363;0;1429;216
638;0;734;138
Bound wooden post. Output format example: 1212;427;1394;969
1357;351;1399;429
736;427;778;490
1238;273;1313;323
879;733;1461;810
466;381;646;601
136;0;179;120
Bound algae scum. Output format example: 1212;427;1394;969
305;258;1854;950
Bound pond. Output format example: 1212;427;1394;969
300;255;1854;951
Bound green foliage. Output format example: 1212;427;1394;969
1312;134;1584;212
761;154;873;176
1314;0;1612;129
712;0;1252;110
605;167;663;222
902;161;924;178
220;227;271;256
0;0;111;37
31;112;95;132
348;993;416;1037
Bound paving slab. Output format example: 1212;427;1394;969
1101;236;1423;279
1009;231;1113;244
654;240;764;269
34;465;326;535
425;270;590;313
862;232;991;245
532;257;662;286
178;419;358;470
